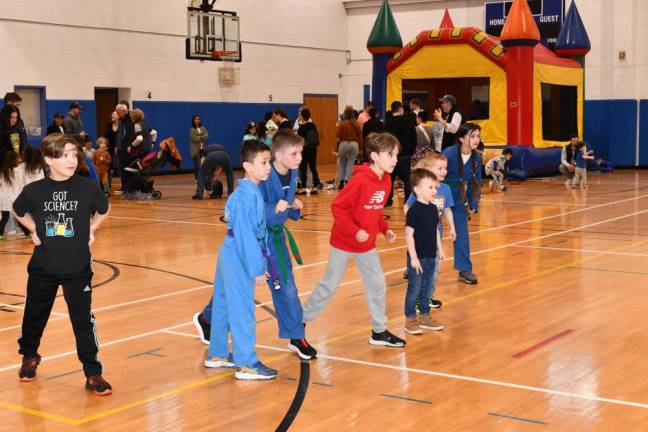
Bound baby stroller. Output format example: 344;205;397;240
121;137;183;200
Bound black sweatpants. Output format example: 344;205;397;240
18;264;102;377
387;155;412;206
299;145;321;187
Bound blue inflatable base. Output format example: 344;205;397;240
506;146;562;177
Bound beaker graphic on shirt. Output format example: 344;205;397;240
45;220;56;237
55;213;66;236
64;218;74;238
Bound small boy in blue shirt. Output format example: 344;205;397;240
571;142;594;188
204;139;278;380
404;168;446;334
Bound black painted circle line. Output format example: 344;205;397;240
275;359;310;431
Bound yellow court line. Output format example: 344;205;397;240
0;352;291;426
0;401;79;426
315;237;648;347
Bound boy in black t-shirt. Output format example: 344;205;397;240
404;168;446;335
12;134;112;395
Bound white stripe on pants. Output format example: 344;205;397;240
302;246;388;333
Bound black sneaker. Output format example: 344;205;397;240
369;330;406;347
458;271;478;285
193;312;210;345
316;183;324;189
85;375;113;396
191;194;203;200
429;298;442;309
288;338;318;360
19;354;41;382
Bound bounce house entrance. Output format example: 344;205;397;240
402;77;490;121
541;83;578;141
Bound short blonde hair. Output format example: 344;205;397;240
96;137;109;148
415;152;447;169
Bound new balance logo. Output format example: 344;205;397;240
368;191;386;204
83;286;91;292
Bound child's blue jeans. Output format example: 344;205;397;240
405;256;438;317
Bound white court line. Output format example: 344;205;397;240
481;198;586;207
252;344;648;410
107;215;328;235
161;329;200;338
0;321;194;373
0;303;68;317
513;244;648;257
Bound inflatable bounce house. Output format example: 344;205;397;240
367;0;591;176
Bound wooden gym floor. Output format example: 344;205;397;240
1;167;648;431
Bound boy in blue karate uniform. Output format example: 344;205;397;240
259;129;317;359
204;139;278;380
442;123;482;285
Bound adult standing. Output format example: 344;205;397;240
189;114;209;180
115;103;134;189
443;123;482;285
297;108;322;190
434;95;464;151
362;108;384;141
412;111;435;166
384;101;417;206
357;101;374;128
63;102;86;145
128;108;153;159
104;111;119;190
559;134;579;185
0;105;26;167
335;106;362;190
46;113;65;135
272;108;292;130
2;93;28;147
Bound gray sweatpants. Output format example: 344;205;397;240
302;246;388;333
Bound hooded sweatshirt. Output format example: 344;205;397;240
330;163;391;253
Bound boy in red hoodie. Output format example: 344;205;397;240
302;133;406;347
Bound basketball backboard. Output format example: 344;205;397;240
185;5;241;62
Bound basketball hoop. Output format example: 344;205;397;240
214;50;240;86
211;50;239;61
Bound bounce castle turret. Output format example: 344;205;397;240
367;0;590;176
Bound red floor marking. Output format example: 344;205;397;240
512;329;574;358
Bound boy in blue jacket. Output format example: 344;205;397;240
259;129;317;359
204;139;277;380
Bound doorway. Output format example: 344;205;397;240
303;94;338;165
94;88;119;137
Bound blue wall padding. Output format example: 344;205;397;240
133;101;301;168
640;100;648;166
584;99;637;167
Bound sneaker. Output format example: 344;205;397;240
193;312;210;345
565;180;571;186
458;271;478;285
369;330;406;347
204;353;235;368
85;375;113;396
18;354;41;382
500;186;508;192
235;361;278;380
316;183;324;190
288;338;317;360
309;189;318;195
419;314;444;331
429;298;442;309
191;194;203;200
338;180;345;190
323;183;335;190
404;317;422;335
